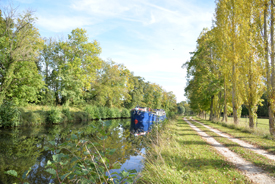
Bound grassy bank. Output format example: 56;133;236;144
191;119;275;178
139;117;250;183
203;115;270;135
0;103;131;128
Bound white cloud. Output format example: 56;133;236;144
15;0;34;4
70;0;136;18
36;15;95;32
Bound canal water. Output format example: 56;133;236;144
0;119;146;183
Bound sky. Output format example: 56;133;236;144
1;0;216;102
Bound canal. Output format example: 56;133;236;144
0;119;146;183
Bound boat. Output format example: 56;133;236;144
130;106;166;136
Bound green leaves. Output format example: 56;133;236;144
5;168;32;184
0;8;43;105
0;101;21;127
5;170;17;177
22;167;32;179
40;126;138;184
46;168;56;175
71;134;78;140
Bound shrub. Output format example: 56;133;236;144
106;108;115;118
74;111;88;121
21;111;43;125
85;105;97;119
113;108;121;118
62;107;72;121
98;106;107;119
93;106;100;119
121;108;130;118
0;101;21;127
47;107;62;124
167;111;176;119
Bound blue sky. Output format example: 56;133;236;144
2;0;216;102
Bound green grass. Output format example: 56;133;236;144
139;117;250;184
191;119;275;178
227;117;269;129
202;115;270;135
193;116;275;153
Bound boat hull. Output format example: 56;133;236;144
130;110;166;134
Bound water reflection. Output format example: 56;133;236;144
0;119;146;184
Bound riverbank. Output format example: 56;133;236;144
139;116;250;183
0;104;131;128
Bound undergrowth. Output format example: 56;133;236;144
0;105;131;127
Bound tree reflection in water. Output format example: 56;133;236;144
0;119;146;183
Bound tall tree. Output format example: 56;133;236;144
0;7;42;105
56;28;102;105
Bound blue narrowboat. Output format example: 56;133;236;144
130;106;166;136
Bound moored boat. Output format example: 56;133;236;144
130;106;166;136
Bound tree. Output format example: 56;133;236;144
89;60;130;108
0;7;43;105
177;104;185;115
50;28;102;105
124;74;145;109
184;29;223;120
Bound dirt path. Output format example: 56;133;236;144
184;118;275;184
190;118;275;162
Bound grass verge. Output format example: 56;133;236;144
193;117;275;154
191;119;275;178
139;117;250;184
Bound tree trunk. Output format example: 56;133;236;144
209;95;214;121
223;79;228;123
271;0;275;136
271;0;274;89
232;63;238;124
231;0;238;125
267;0;275;136
218;91;222;120
248;106;255;128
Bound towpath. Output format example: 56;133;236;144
190;118;275;162
184;117;275;184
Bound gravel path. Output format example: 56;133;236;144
184;118;275;184
190;118;275;162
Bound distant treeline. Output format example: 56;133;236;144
0;7;177;116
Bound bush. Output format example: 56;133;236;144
93;107;100;119
47;107;62;124
121;108;130;118
106;108;115;118
167;111;176;119
98;106;107;119
73;111;88;121
21;111;43;125
0;101;21;127
62;107;72;121
113;108;121;118
85;105;97;119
